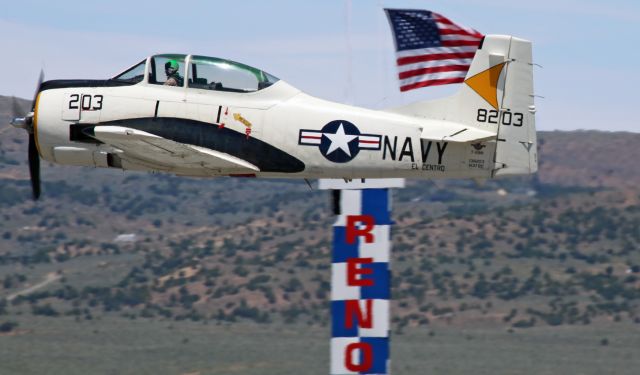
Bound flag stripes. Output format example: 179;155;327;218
385;8;483;92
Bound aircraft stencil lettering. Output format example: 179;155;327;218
233;113;252;139
382;136;448;165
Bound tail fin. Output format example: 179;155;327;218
390;35;538;176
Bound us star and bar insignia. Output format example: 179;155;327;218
299;120;382;163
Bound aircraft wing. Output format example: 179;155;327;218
420;120;496;143
84;126;260;173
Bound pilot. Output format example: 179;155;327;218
164;60;181;86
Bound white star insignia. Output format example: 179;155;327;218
323;123;357;156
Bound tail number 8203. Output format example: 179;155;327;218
477;109;523;127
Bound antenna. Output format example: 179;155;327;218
344;0;353;104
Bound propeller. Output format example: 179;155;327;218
10;70;44;200
28;133;41;199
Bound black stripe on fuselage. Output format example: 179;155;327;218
97;117;305;173
39;79;135;92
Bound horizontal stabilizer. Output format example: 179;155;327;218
84;126;260;172
420;120;496;142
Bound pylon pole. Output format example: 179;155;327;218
319;179;405;375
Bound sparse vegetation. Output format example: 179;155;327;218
1;104;640;374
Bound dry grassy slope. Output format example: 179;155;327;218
0;95;639;329
0;95;29;116
537;131;640;188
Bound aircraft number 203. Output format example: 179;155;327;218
477;109;523;127
68;94;103;111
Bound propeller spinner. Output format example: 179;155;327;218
10;70;44;200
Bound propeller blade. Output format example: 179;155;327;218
28;133;41;200
11;96;24;119
31;69;44;111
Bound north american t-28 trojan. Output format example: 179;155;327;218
11;35;536;199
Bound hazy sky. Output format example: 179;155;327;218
2;0;639;132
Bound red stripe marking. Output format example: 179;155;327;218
399;64;471;80
398;52;476;66
433;14;476;29
438;29;483;37
441;40;482;47
432;14;453;25
433;15;483;38
359;140;380;144
302;135;322;139
438;26;483;39
400;77;465;92
431;12;458;26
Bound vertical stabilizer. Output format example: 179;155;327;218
388;35;538;176
492;36;538;176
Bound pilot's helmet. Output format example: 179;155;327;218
165;60;179;76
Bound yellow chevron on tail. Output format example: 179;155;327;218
464;62;507;110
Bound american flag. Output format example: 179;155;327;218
384;9;483;92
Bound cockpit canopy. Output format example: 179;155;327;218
112;54;280;93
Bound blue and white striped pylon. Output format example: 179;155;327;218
330;188;392;375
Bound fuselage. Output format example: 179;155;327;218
33;59;497;180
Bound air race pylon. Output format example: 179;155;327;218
319;179;404;375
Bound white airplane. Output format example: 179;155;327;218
10;35;536;200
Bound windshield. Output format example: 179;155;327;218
188;55;279;93
112;60;146;83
